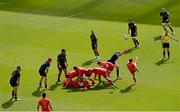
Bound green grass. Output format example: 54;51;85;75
0;0;180;26
0;1;180;111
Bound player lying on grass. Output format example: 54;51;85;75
10;66;21;101
39;57;52;88
127;56;139;84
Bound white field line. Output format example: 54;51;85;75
63;12;83;19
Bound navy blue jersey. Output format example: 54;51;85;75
108;52;122;64
57;53;66;65
160;11;169;23
90;34;97;45
10;70;20;82
128;21;137;32
39;61;50;72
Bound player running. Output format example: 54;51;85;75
90;30;100;59
128;18;140;48
57;49;68;82
39;57;52;88
127;56;139;84
160;8;175;35
37;93;52;112
161;30;178;59
107;49;127;80
9;66;21;101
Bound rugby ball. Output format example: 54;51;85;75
123;34;128;40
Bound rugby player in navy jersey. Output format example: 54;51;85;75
128;18;140;48
160;8;175;35
39;57;52;88
57;49;67;82
10;66;21;100
90;30;100;59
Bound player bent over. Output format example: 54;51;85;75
92;67;113;85
107;49;127;79
97;61;115;77
39;57;52;88
10;66;21;100
37;93;52;112
127;56;139;84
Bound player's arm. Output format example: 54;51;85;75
49;101;53;111
45;67;49;75
170;35;178;42
128;25;130;34
17;77;20;86
37;102;40;111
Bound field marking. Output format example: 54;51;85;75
63;12;83;19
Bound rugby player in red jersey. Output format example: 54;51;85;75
37;93;52;112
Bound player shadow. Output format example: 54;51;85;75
48;81;63;91
155;58;169;66
120;84;136;94
124;47;137;54
153;35;161;41
32;87;46;97
82;58;98;67
1;98;16;109
63;81;117;93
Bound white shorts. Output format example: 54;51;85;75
162;23;170;26
132;37;138;40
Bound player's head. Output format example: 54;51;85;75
48;57;52;62
128;18;133;22
42;93;46;98
73;66;78;70
161;8;165;12
97;62;101;65
129;59;133;63
91;30;94;34
61;49;66;54
17;66;21;71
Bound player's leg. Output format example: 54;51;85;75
63;68;68;78
162;24;167;31
98;75;101;83
57;67;62;82
44;77;47;88
104;76;113;85
39;76;43;87
163;47;166;59
168;24;174;35
132;38;137;48
132;73;136;83
167;48;170;59
13;86;18;100
115;64;121;79
135;38;140;47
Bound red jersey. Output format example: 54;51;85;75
93;67;107;77
38;98;51;112
67;70;78;79
76;67;88;75
127;62;138;74
100;62;115;71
